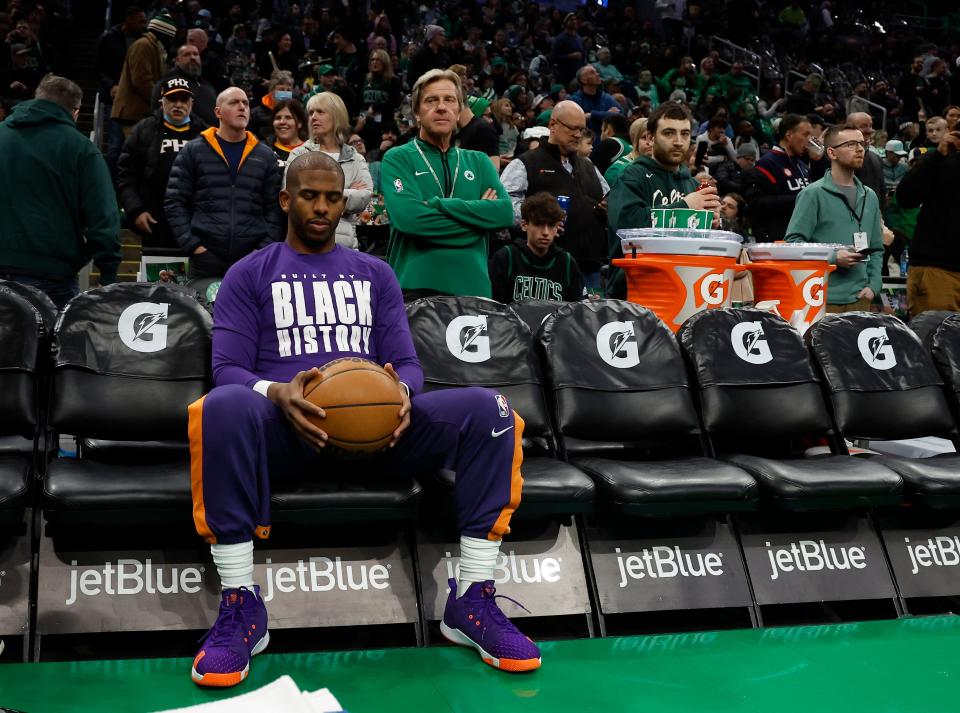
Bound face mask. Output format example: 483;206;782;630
274;90;293;101
164;112;190;127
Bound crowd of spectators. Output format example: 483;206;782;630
0;0;959;315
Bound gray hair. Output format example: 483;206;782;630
35;74;82;114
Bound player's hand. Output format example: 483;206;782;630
134;211;157;234
267;368;328;452
481;188;498;200
836;248;865;268
857;287;875;301
683;185;720;211
382;363;411;447
193;245;208;254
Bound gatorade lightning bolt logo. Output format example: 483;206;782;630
782;270;828;329
596;321;640;368
671;266;732;327
857;326;897;370
731;321;773;364
118;302;170;353
445;315;491;363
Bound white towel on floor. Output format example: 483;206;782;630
152;675;343;713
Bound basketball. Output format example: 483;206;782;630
302;358;404;454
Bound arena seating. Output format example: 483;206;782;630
678;309;903;511
808;313;960;509
406;296;594;518
540;300;757;516
926;313;960;423
41;283;421;527
0;287;43;523
508;298;566;336
42;283;211;525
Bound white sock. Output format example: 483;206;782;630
457;535;501;598
211;541;255;592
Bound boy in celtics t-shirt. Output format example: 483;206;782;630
188;152;541;688
381;69;514;299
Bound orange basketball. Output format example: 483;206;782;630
302;358;403;454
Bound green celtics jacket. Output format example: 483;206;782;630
381;137;513;297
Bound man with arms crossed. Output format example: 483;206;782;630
382;69;513;298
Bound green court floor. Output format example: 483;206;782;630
2;616;959;712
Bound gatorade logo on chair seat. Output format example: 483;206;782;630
118;302;170;353
446;315;490;363
857;326;897;370
731;321;773;365
596;321;640;368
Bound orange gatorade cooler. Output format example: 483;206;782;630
615;229;743;332
745;242;839;333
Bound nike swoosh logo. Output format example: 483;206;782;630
491;426;514;438
645;173;653;178
415;170;429;176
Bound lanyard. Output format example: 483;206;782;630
833;182;866;228
415;139;460;198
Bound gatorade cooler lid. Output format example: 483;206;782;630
619;229;742;258
746;242;844;261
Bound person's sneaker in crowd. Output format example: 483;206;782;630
440;578;541;672
192;585;269;687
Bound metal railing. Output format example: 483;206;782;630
708;36;762;94
90;0;113;148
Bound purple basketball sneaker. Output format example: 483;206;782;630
192;586;269;687
440;578;541;672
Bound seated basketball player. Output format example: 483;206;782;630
188;152;541;687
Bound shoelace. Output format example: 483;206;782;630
479;584;531;630
198;588;250;648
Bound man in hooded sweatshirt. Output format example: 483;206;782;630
606;102;720;298
0;75;120;308
489;192;584;303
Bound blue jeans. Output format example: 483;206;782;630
0;273;78;309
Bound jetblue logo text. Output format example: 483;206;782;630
261;557;390;601
765;541;866;581
444;550;561;587
905;536;960;575
615;547;723;588
66;559;202;605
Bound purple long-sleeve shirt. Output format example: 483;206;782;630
211;241;424;394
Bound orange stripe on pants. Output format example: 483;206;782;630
487;411;525;541
188;395;217;544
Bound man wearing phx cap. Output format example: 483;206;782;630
112;13;178;131
118;77;208;252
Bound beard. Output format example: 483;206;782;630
180;65;201;79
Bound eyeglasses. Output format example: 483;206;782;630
830;140;868;151
554;117;585;135
349;139;365;146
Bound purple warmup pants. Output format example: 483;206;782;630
188;385;524;545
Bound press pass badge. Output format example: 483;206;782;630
853;231;869;251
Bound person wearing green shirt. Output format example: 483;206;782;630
606;103;720;298
785;126;883;312
382;69;513;298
